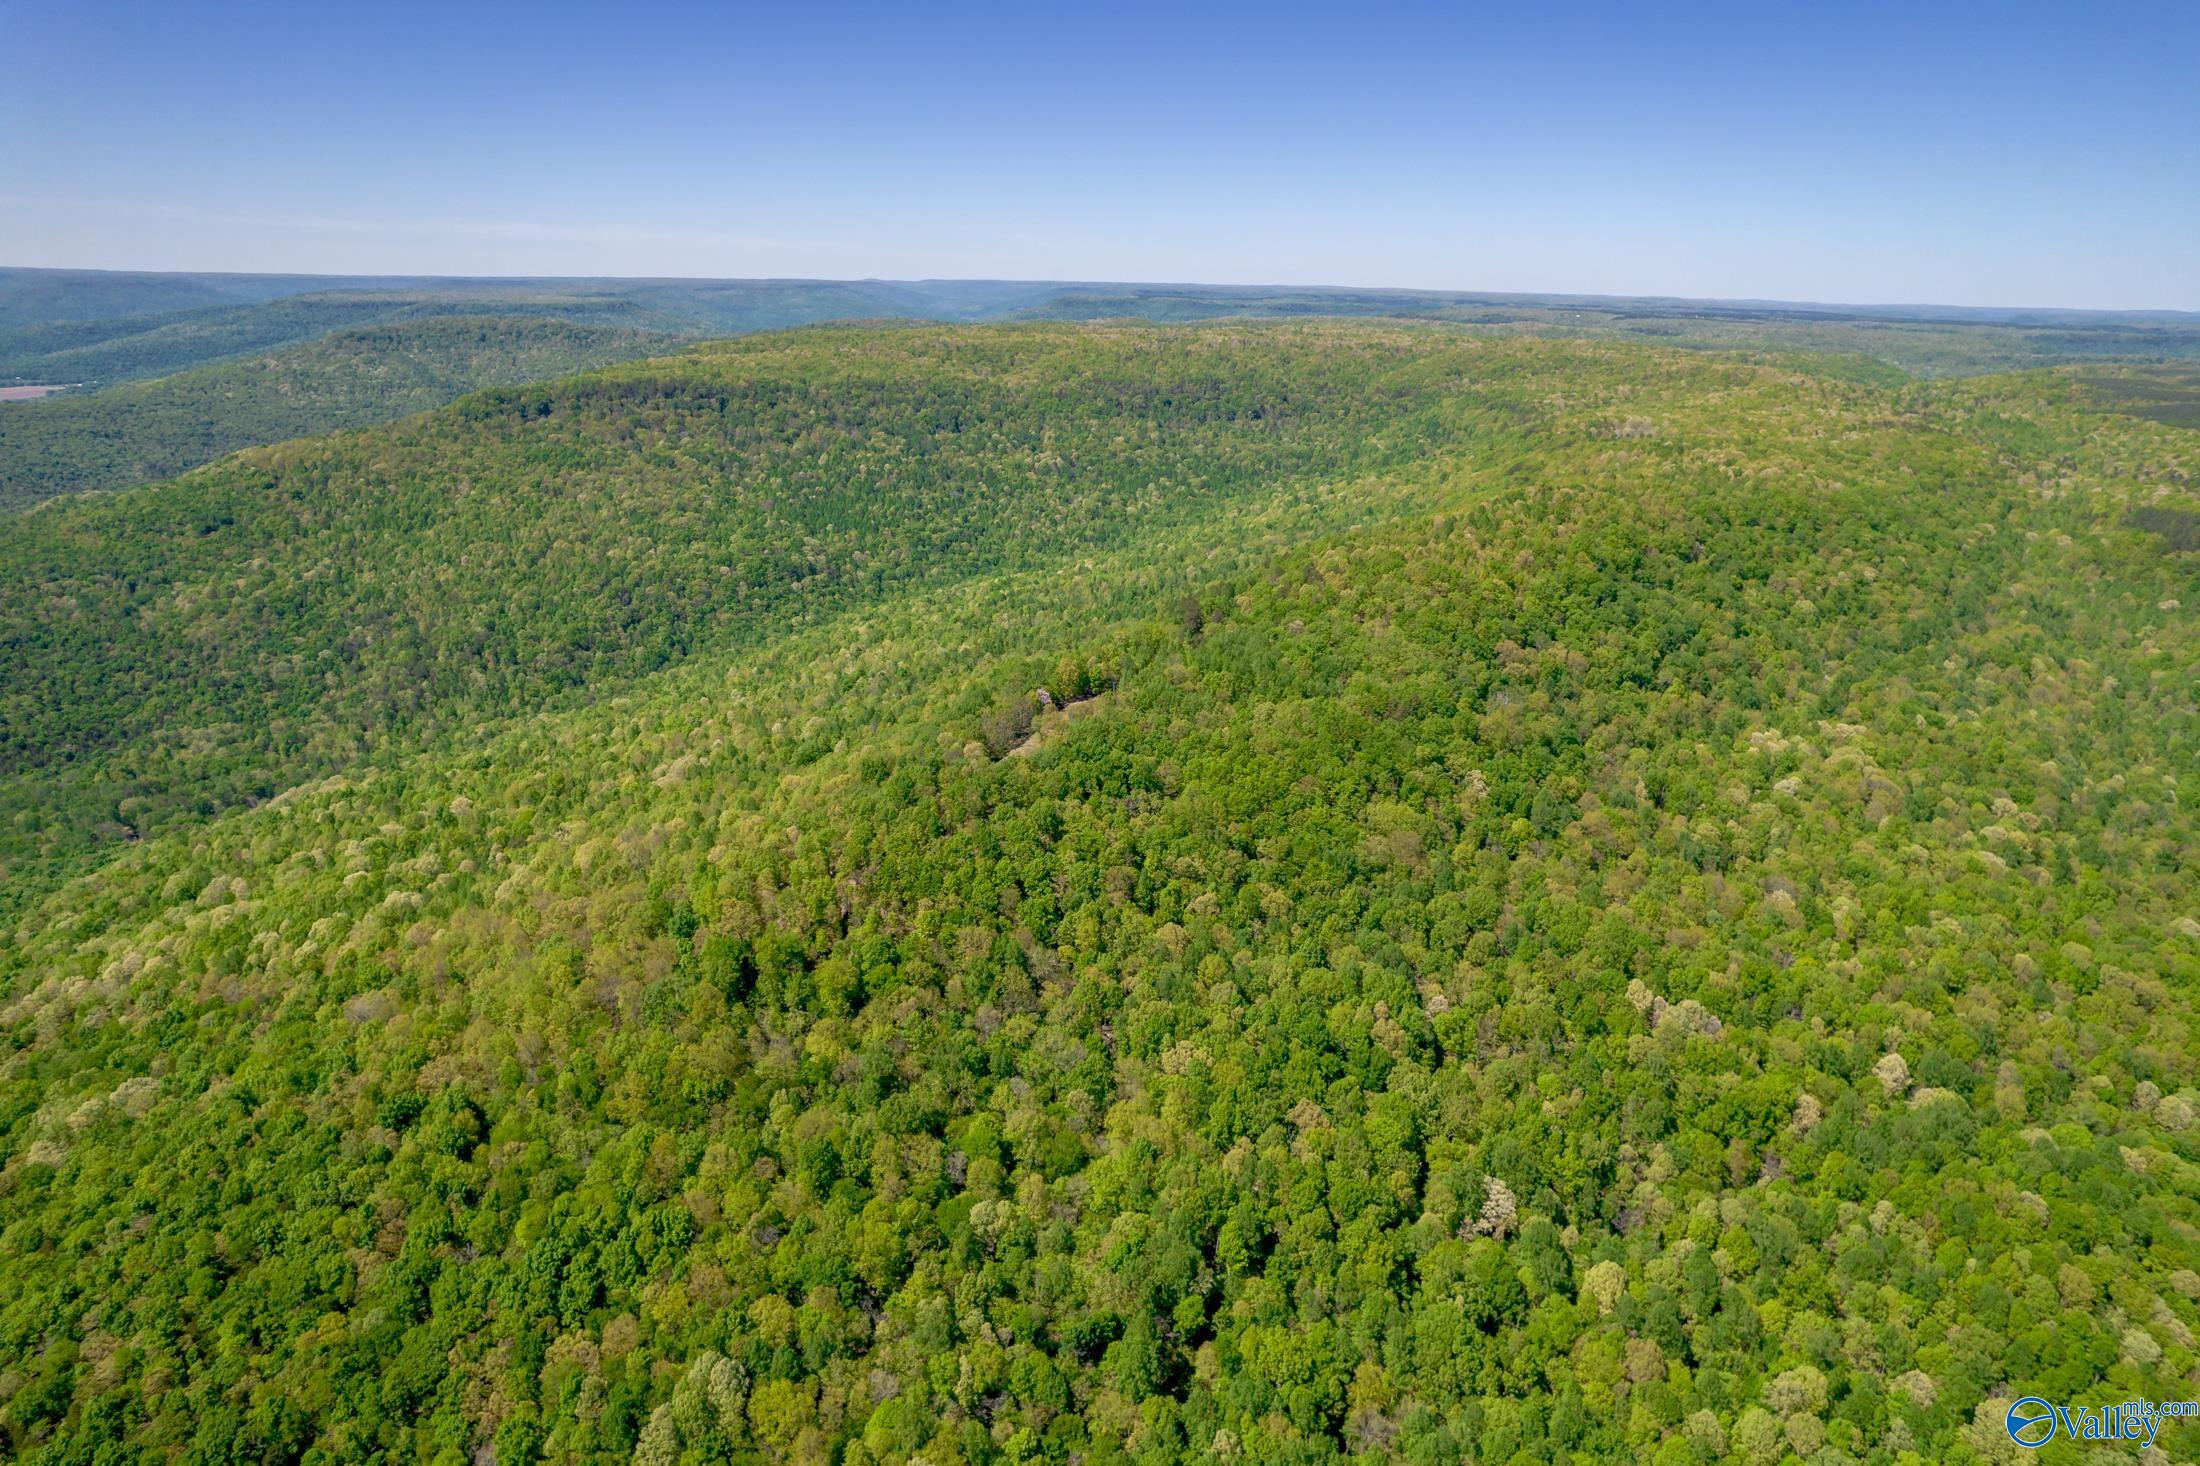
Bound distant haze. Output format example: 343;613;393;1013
2;1;2194;310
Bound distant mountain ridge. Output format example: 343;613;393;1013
0;315;679;509
8;269;2199;392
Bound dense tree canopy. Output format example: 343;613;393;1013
0;324;1542;913
0;323;2195;1464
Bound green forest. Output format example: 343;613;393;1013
0;317;676;508
0;319;2197;1465
7;266;2197;516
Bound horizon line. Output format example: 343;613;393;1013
3;262;2195;322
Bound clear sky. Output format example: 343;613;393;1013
2;0;2194;309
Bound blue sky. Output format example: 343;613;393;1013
2;0;2194;308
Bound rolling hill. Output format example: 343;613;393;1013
0;321;2195;1462
10;270;2199;396
0;275;1068;508
0;316;678;508
7;269;2198;517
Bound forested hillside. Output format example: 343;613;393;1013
0;323;1518;905
8;269;2197;519
0;317;676;507
0;273;1065;511
0;323;2196;1464
9;269;2197;396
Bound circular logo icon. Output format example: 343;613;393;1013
2006;1397;2059;1448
